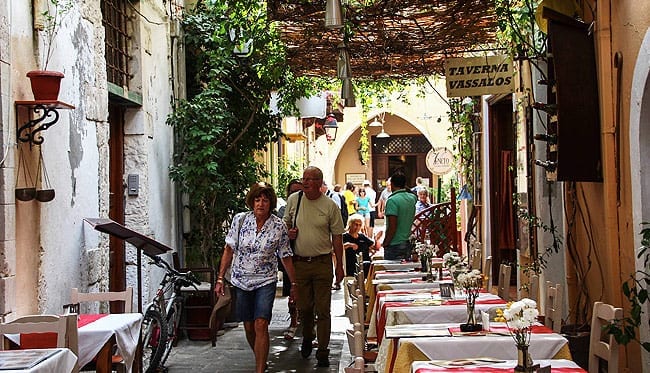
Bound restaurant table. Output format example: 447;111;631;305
0;348;77;372
377;323;572;373
368;291;507;343
374;271;428;280
411;359;586;372
76;313;142;373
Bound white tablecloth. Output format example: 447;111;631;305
0;348;77;373
373;262;422;271
411;359;585;372
368;292;505;339
77;313;143;372
374;272;427;280
377;323;569;373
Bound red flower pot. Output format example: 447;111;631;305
26;70;64;101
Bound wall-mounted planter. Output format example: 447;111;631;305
26;70;64;101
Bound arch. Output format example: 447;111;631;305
630;27;650;368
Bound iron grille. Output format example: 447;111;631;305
372;135;431;154
102;0;130;88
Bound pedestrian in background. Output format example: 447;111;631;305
216;182;297;373
363;180;377;238
376;178;392;218
343;214;382;276
283;166;344;368
343;182;357;216
381;172;417;260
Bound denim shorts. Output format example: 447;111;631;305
234;282;276;322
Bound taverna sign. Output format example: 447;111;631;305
426;147;453;175
444;55;514;97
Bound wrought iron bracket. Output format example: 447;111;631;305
15;100;75;145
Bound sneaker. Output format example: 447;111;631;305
316;357;330;367
300;339;313;358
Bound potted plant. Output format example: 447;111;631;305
27;0;72;100
604;223;650;352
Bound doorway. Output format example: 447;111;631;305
108;104;126;300
487;94;517;283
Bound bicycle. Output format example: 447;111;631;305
141;254;200;373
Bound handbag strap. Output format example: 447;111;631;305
293;191;303;228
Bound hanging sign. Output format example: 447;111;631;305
444;55;514;97
426;147;454;175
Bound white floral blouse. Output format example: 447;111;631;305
225;211;292;291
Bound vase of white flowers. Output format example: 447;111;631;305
443;251;468;289
415;242;438;282
457;269;484;332
501;298;540;372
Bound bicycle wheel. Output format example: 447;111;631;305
159;300;182;367
141;308;167;373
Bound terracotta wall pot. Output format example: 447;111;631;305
26;70;64;101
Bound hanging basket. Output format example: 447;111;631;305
26;70;64;101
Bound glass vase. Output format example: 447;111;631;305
514;344;536;372
459;293;482;332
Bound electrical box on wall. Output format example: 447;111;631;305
127;174;139;196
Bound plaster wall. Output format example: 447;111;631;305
2;0;180;317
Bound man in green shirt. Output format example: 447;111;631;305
382;172;416;260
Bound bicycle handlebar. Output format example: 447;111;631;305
149;255;201;287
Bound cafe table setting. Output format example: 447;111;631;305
411;359;586;373
5;313;143;373
0;348;77;372
75;313;143;372
376;322;572;373
368;290;507;343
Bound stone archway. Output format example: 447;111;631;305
630;28;650;369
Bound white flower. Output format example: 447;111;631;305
502;298;539;346
415;242;439;258
456;269;483;289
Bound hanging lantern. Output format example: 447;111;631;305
341;78;354;99
323;114;339;142
325;0;344;29
337;43;352;79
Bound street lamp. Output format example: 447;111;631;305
323;114;338;142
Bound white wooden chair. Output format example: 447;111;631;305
483;256;492;292
0;314;71;350
497;263;511;300
544;281;562;332
589;302;622;373
70;287;133;313
70;287;133;373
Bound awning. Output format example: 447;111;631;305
269;0;498;78
83;218;171;257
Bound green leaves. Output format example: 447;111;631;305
168;0;309;266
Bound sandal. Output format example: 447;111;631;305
283;326;297;340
